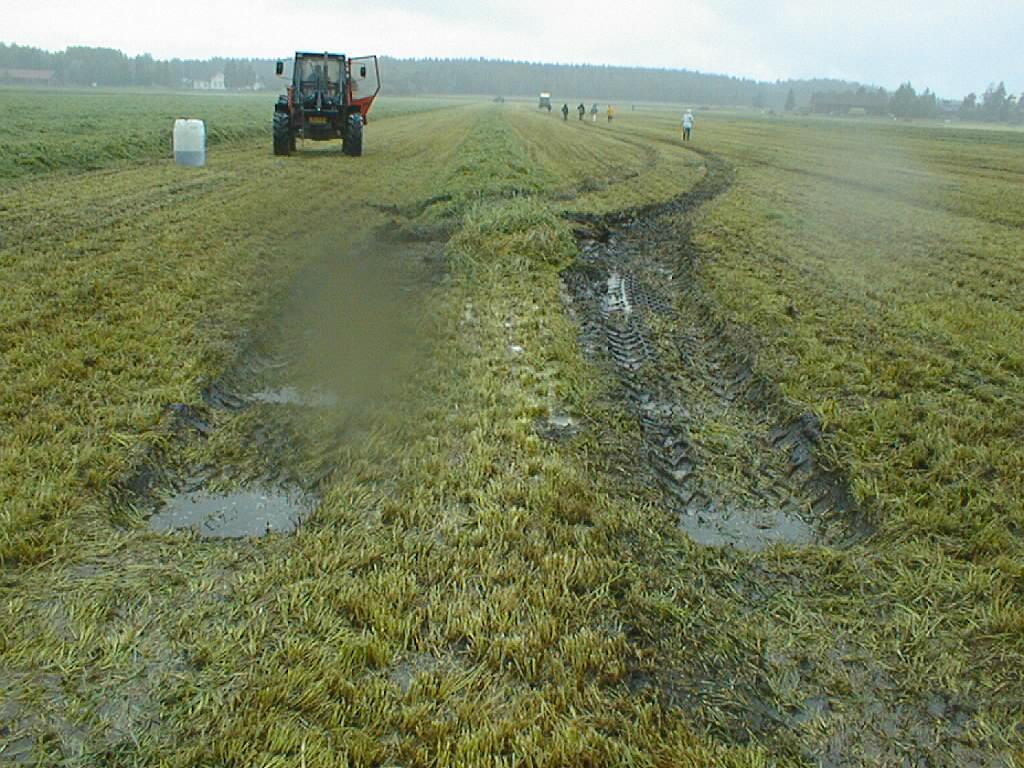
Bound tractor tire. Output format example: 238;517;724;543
273;112;292;156
343;114;363;157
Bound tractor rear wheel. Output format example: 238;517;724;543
343;114;363;157
273;112;292;156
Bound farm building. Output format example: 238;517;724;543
938;99;960;116
811;89;889;116
0;68;56;85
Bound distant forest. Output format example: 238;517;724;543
382;58;857;112
1;42;1021;122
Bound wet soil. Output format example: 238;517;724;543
564;149;860;551
121;235;445;539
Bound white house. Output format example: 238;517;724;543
192;72;226;90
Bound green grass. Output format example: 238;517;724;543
0;88;460;179
2;98;1023;766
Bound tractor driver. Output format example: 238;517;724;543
305;64;324;91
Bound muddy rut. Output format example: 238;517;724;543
564;149;858;551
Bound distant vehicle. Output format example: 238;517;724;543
272;51;380;157
494;95;505;103
538;92;552;111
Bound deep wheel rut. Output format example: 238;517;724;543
564;148;860;551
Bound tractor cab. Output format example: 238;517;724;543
296;55;344;100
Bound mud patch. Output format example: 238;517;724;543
622;555;1009;765
388;653;441;697
679;502;815;549
0;673;87;765
565;149;862;551
535;411;582;442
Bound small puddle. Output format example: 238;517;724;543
149;488;312;538
549;414;575;429
603;271;633;317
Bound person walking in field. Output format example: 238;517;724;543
562;103;569;121
681;109;694;140
607;104;615;122
591;103;599;122
577;103;586;120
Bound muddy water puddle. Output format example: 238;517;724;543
149;488;311;538
135;235;445;540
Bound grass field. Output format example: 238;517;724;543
1;88;1022;766
0;89;460;180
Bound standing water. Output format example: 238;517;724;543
149;487;310;538
173;119;206;167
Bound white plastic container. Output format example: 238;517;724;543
173;119;206;167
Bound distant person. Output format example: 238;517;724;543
562;103;569;121
682;109;694;140
607;104;615;122
578;103;586;120
591;103;599;122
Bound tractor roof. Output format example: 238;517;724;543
295;51;346;59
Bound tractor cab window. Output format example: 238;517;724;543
297;58;343;94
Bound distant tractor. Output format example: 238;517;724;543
538;92;552;112
273;51;380;156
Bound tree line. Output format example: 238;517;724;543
2;42;1020;122
804;81;1022;123
378;56;857;111
0;42;861;108
0;43;261;88
957;82;1022;123
884;81;1020;123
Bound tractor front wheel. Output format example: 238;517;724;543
273;112;292;156
343;114;363;157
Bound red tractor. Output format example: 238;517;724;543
273;52;380;156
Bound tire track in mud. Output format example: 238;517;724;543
564;148;861;551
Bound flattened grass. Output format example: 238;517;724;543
666;109;1024;755
684;111;1024;560
0;103;475;565
505;106;705;213
2;102;757;766
2;99;1023;765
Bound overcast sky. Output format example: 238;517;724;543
5;0;1021;97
